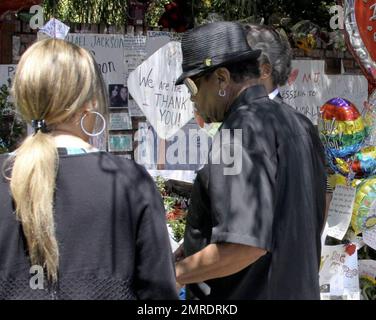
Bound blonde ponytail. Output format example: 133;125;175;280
7;38;108;283
10;132;59;282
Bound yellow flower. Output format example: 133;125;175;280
202;0;212;9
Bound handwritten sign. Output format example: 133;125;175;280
39;18;70;40
0;65;16;106
0;65;16;87
320;244;360;300
363;227;376;250
66;34;145;85
327;185;356;240
124;36;147;79
280;60;368;124
127;42;194;140
146;31;181;59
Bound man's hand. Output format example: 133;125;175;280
175;243;266;286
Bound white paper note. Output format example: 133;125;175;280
320;244;360;300
327;185;356;240
363;227;376;250
39;18;70;40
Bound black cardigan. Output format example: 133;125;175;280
0;150;178;300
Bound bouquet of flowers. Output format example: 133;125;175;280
155;176;188;243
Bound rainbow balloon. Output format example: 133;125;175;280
330;146;376;178
319;98;366;159
351;146;376;178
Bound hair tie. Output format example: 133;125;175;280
31;119;48;134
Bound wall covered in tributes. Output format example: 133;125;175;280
0;16;369;167
1;6;376;300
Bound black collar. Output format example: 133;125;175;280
223;84;269;122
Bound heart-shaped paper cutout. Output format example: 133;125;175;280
127;42;194;140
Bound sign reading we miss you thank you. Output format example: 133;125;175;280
127;41;194;140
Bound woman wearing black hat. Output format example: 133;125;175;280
175;21;326;300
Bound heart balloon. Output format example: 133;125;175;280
344;0;376;91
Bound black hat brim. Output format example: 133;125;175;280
175;49;261;85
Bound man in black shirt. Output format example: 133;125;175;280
174;22;326;300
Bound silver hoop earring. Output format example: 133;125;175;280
219;89;226;97
80;111;106;137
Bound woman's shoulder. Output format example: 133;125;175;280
83;151;153;182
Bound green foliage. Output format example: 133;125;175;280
360;278;376;300
0;81;25;154
43;0;128;26
145;0;171;28
40;0;338;30
155;176;188;243
155;175;168;196
168;218;186;243
187;0;336;29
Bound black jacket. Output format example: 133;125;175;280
185;85;326;299
0;150;178;300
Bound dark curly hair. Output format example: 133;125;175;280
245;24;292;87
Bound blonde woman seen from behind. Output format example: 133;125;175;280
0;39;178;300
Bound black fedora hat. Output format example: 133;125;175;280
176;21;262;85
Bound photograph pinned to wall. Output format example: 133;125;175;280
108;134;133;152
109;111;132;130
128;93;144;117
109;84;128;108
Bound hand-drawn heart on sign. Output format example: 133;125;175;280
127;41;194;140
288;68;299;85
343;0;376;92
